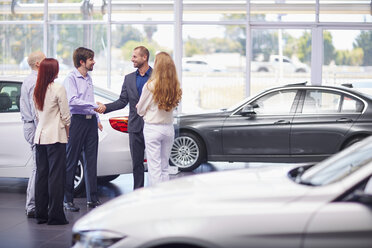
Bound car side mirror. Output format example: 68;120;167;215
241;104;257;115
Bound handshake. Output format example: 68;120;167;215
95;102;106;114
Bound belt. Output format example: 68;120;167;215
24;120;34;123
72;114;95;119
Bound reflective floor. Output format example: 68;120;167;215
0;162;286;248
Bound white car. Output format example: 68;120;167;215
72;136;372;248
182;59;225;72
0;78;132;193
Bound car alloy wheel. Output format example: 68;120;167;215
74;158;84;195
170;132;205;171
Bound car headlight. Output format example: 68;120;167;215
72;230;126;248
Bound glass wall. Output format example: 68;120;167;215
322;29;372;86
251;29;311;95
1;24;43;75
110;24;174;91
183;24;245;111
48;24;107;84
1;0;372;113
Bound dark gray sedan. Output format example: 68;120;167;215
170;83;372;171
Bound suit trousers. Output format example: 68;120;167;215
23;122;36;213
35;143;68;224
65;114;98;203
129;131;145;189
143;123;174;186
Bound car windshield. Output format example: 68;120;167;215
299;137;372;186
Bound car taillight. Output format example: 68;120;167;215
109;117;129;133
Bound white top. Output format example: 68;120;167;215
136;80;174;125
34;82;71;145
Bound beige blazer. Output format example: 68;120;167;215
34;82;71;145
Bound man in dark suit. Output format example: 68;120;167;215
96;46;152;189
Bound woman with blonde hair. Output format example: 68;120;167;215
33;58;70;225
137;52;182;186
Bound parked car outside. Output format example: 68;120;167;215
251;55;309;73
170;82;372;171
72;135;372;248
0;77;132;193
182;58;225;72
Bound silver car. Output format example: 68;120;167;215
0;78;132;193
72;136;372;248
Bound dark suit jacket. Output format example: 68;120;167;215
105;71;149;133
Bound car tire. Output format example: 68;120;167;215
98;175;120;184
170;132;206;171
342;136;365;150
74;157;85;196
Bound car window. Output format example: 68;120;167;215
302;90;363;114
299;138;372;186
341;95;363;113
0;82;21;113
250;90;297;115
302;90;341;114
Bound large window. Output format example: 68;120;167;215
183;24;245;111
251;29;311;95
1;24;43;75
322;29;372;86
110;24;174;91
1;1;372;113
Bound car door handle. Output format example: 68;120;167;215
336;118;353;123
274;120;290;124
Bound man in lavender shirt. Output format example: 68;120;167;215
63;47;103;211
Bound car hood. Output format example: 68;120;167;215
73;165;312;233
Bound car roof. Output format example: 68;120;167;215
0;77;119;101
271;81;367;93
252;82;372;103
0;76;25;83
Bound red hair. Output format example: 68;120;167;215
34;58;59;111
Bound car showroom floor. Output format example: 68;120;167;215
0;162;288;248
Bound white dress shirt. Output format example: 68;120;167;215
136;80;174;124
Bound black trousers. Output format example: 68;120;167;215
35;143;67;225
129;131;145;189
65;114;98;203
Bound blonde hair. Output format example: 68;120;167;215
148;52;182;112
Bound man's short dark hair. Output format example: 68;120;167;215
73;47;94;68
134;46;150;62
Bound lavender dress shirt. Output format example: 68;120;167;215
63;68;99;121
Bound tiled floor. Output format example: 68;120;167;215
0;162;281;248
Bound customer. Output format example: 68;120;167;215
136;52;182;186
33;58;70;225
64;47;102;211
20;51;45;218
96;46;151;189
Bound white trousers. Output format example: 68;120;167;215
143;123;174;186
23;122;37;213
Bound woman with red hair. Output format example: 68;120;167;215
33;58;70;225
